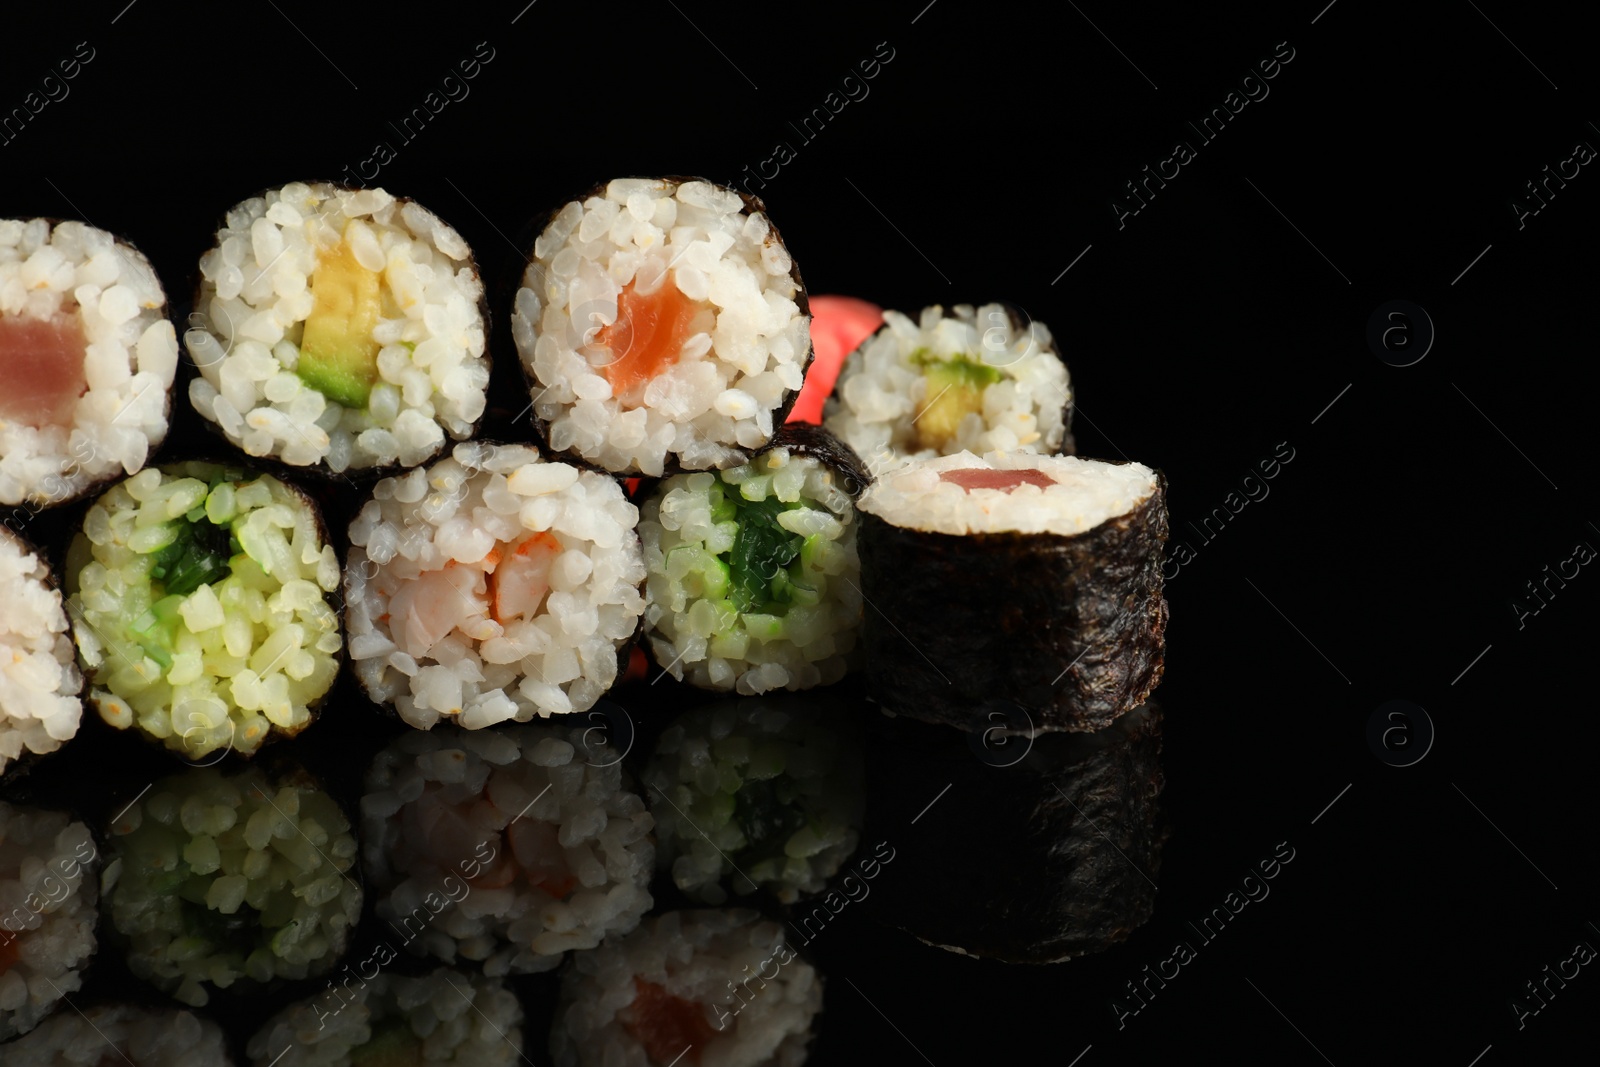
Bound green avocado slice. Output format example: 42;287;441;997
297;234;382;409
912;351;1004;450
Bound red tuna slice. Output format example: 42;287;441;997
939;468;1056;492
0;313;89;429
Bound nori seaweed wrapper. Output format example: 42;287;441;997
514;176;813;476
858;469;1167;732
860;701;1166;963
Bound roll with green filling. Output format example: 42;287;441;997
65;462;342;759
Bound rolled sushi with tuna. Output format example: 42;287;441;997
1;218;178;509
857;451;1167;732
6;1001;233;1066
345;442;646;728
100;763;362;1006
552;909;820;1067
643;696;863;904
823;303;1072;471
246;968;523;1067
186;183;489;472
512;177;811;476
639;425;866;694
0;800;100;1040
360;723;654;976
0;528;82;776
65;462;343;760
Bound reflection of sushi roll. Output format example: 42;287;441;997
1;219;178;509
823;303;1072;469
0;800;100;1040
65;462;342;760
512;177;811;476
186;183;489;472
0;529;82;775
863;702;1165;963
553;909;821;1067
644;697;863;904
360;723;654;976
639;425;866;694
101;764;362;1006
246;968;523;1067
7;1002;233;1066
857;451;1167;732
345;442;646;727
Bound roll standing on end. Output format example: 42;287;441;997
857;450;1167;732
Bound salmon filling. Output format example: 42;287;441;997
594;280;706;406
0;313;88;428
620;978;716;1066
939;468;1056;492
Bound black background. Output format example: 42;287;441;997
2;1;1596;1064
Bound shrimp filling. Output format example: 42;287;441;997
384;532;562;659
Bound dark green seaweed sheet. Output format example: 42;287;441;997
858;470;1167;732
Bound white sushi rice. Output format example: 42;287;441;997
0;801;99;1041
553;909;821;1067
823;303;1070;471
8;1002;232;1066
0;530;81;775
361;724;655;976
346;442;646;728
858;451;1156;537
640;450;861;695
246;968;523;1067
66;463;343;759
0;219;177;508
187;183;488;471
513;178;809;476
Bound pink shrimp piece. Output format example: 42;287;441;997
387;561;488;657
488;532;561;623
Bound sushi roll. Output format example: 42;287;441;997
823;303;1072;470
345;442;646;727
65;462;343;760
6;1001;233;1066
552;909;821;1067
857;451;1167;732
512;177;811;476
863;701;1166;963
639;425;866;694
100;764;362;1006
186;183;489;472
643;696;864;904
0;800;100;1040
0;219;178;509
360;723;654;976
246;968;523;1067
0;529;82;776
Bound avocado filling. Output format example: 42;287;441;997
910;350;1005;451
298;230;383;409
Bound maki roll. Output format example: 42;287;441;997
823;303;1071;469
186;183;489;472
1;218;178;509
360;723;654;976
643;696;863;904
857;451;1167;732
0;529;82;775
863;702;1166;963
100;763;362;1006
7;1002;233;1066
512;177;811;476
0;800;99;1040
639;426;866;694
552;909;821;1067
65;462;342;760
345;442;646;727
247;968;523;1067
